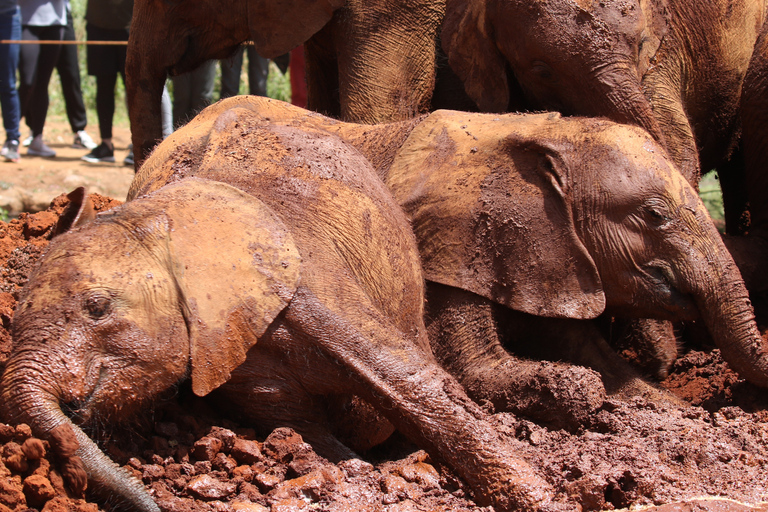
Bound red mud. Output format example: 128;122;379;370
0;195;767;512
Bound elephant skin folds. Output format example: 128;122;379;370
0;124;766;511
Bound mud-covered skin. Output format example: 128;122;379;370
2;113;574;511
126;0;443;169
159;98;768;427
441;0;768;302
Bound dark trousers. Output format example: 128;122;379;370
0;7;21;141
86;23;127;140
55;9;87;133
19;24;64;136
220;46;269;99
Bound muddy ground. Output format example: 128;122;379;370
0;156;767;511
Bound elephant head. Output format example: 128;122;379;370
126;0;345;167
0;179;301;511
384;109;768;388
441;0;714;183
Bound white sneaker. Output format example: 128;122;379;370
21;131;32;147
72;130;97;150
27;135;56;158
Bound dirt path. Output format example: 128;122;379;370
0;117;134;216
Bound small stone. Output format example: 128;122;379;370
232;501;269;512
186;474;237;500
253;469;284;493
23;474;55;508
193;436;223;461
397;462;440;490
209;427;237;451
21;438;45;460
142;464;165;482
271;497;308;511
231;438;262;465
339;458;373;478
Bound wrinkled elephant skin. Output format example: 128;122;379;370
1;109;572;512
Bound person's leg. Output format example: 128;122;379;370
188;61;216;116
57;9;89;137
246;46;269;97
161;83;172;138
172;74;192;128
220;47;244;99
81;73;118;163
0;7;21;150
24;25;63;138
18;26;41;128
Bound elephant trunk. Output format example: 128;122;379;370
688;228;768;388
0;359;160;512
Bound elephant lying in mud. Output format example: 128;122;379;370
133;97;768;430
0;122;563;511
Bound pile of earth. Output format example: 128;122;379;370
0;193;767;512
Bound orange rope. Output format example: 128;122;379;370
0;39;127;45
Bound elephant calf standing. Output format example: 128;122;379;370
0;111;566;511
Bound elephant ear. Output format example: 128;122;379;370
248;0;345;58
150;178;301;396
442;0;509;112
387;110;604;319
52;187;97;237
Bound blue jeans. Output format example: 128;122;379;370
0;6;21;141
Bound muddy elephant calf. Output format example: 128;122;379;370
166;97;768;431
0;116;565;511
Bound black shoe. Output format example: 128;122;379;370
81;142;115;163
123;144;134;166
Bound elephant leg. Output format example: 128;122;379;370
304;20;341;118
283;286;563;512
219;334;362;463
425;283;605;429
502;312;686;409
604;317;679;380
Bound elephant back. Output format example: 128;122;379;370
127;103;427;345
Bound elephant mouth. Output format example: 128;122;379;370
645;264;699;320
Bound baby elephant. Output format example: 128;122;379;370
0;119;562;511
157;97;768;431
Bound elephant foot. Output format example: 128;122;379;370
326;395;395;454
605;317;679;379
462;358;606;430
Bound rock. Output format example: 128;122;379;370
232;501;269;512
231;438;262;465
23;474;56;508
21;438;46;460
193;436;223;461
186;474;237;500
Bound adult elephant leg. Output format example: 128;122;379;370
334;0;442;123
284;286;563;512
304;22;341;118
425;283;605;429
732;20;768;293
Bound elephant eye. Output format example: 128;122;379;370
531;61;557;82
84;294;111;320
644;201;670;225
